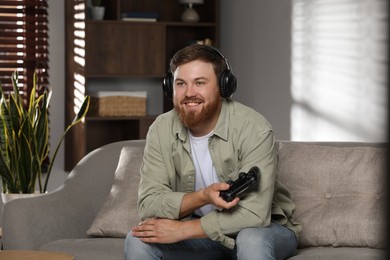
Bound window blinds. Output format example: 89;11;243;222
291;0;388;141
0;0;49;97
68;0;86;115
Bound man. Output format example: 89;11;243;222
125;44;301;260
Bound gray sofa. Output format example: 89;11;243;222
1;140;386;259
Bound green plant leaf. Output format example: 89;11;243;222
43;95;90;192
11;71;21;107
0;85;11;173
0;71;90;194
71;96;90;126
0;148;17;193
35;91;50;161
18;131;34;193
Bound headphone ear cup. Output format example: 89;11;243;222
162;72;174;100
219;69;237;98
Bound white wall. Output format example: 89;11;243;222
220;0;293;140
47;1;68;191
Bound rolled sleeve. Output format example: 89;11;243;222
201;212;236;249
156;192;186;219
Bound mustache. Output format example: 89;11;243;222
180;97;204;105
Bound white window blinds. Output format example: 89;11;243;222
291;0;388;141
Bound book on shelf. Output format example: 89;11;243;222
122;17;157;22
121;12;159;22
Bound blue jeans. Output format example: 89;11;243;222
124;222;298;260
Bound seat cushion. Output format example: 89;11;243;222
277;143;386;249
87;145;144;237
39;238;125;260
289;247;386;260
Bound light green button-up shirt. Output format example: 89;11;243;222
138;99;302;249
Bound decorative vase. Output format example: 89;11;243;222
1;192;43;204
181;4;200;22
91;6;105;20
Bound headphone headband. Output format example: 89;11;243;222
209;46;231;71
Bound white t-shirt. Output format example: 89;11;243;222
189;130;220;216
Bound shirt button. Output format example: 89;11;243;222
325;193;332;199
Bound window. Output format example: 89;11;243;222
291;0;388;141
0;0;49;99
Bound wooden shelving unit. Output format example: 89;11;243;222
65;0;220;170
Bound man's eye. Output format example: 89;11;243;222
196;81;205;86
176;82;185;87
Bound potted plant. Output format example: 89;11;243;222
0;71;90;198
91;0;105;20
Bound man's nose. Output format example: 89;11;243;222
185;84;197;97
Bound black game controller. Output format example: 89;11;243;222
220;166;260;202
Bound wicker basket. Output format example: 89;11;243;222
90;92;147;117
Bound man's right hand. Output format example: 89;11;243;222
179;182;239;218
201;183;240;209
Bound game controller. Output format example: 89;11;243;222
220;166;260;202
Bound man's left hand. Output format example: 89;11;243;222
132;218;205;244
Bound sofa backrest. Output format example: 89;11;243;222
275;141;386;249
81;140;386;250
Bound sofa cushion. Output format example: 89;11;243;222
276;142;386;249
289;247;386;260
87;146;143;237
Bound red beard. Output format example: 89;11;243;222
175;96;220;129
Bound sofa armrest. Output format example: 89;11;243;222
2;187;94;249
2;140;146;250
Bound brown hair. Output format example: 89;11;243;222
169;44;227;81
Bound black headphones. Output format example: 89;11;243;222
162;46;237;100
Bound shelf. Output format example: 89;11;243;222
86;116;156;152
86;20;217;27
65;0;219;171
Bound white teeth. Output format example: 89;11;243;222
187;102;200;107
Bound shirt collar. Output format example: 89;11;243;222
213;99;229;141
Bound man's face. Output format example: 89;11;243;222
173;60;222;135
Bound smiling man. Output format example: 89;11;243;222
175;59;221;136
124;44;301;260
